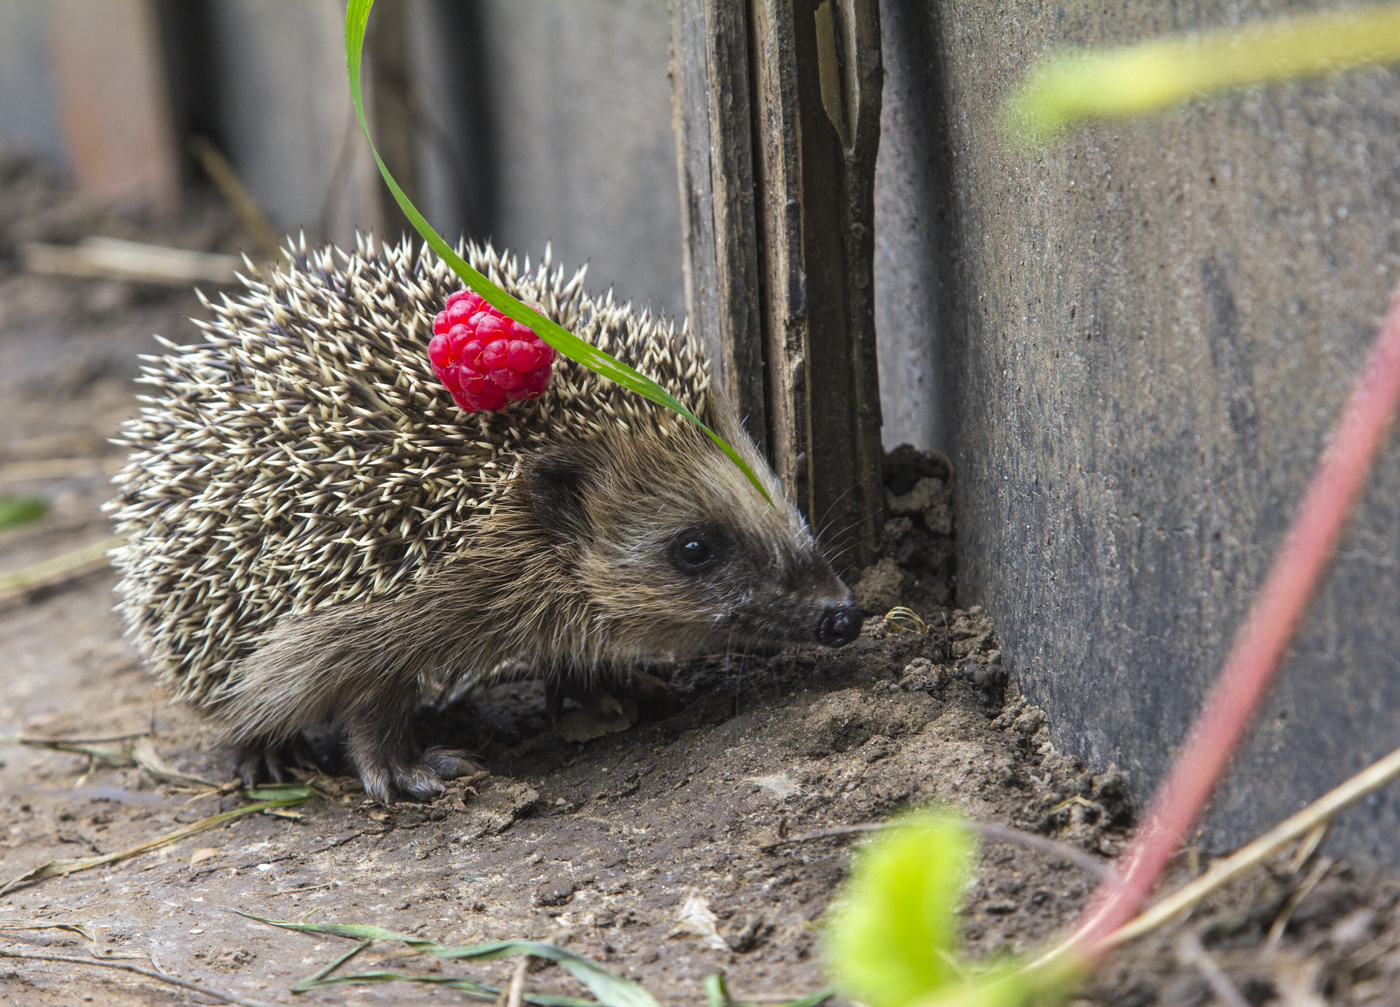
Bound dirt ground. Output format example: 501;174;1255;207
1;154;1399;1007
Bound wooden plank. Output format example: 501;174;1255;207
671;0;883;569
803;0;884;564
747;0;807;502
749;0;884;568
669;0;767;454
47;0;180;211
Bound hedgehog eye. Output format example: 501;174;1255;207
670;530;718;573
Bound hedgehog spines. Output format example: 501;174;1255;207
108;235;710;709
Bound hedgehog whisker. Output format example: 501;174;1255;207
812;473;877;542
816;508;884;567
812;481;864;541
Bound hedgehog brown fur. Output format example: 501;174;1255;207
108;235;863;802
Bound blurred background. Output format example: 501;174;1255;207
0;0;941;451
0;2;685;317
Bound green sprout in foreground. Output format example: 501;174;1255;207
824;812;1083;1007
1004;3;1400;144
344;0;771;506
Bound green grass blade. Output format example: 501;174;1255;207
706;973;832;1007
705;973;732;1007
242;913;660;1007
244;783;314;802
774;992;835;1007
294;970;594;1005
1003;3;1400;144
0;496;47;531
290;938;371;992
344;0;772;506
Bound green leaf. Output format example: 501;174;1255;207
244;783;314;802
240;913;660;1007
824;812;975;1007
344;0;772;507
0;496;47;531
1003;4;1400;144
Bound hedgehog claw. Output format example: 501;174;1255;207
422;746;480;780
397;764;448;801
359;766;397;806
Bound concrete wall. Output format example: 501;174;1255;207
877;0;1400;859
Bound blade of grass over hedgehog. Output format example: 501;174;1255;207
1002;3;1400;144
344;0;772;507
0;785;313;896
241;913;659;1007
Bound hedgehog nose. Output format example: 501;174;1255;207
817;603;863;647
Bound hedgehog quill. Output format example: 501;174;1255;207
108;235;863;803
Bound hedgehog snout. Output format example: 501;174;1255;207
816;602;863;647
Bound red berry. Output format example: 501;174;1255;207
428;333;452;368
506;340;535;371
446;300;473;328
428;289;554;412
480;339;508;370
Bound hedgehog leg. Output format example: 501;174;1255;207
617;668;683;720
545;666;681;727
343;700;450;804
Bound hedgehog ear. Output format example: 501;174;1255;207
523;445;594;544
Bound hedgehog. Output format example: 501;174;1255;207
107;234;863;803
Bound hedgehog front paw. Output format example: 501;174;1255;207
359;758;447;805
346;709;478;803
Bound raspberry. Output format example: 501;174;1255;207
428;290;556;412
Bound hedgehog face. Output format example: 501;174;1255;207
521;424;862;661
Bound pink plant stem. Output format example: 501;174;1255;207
1072;276;1400;956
